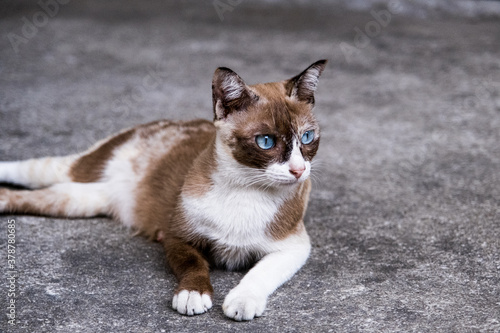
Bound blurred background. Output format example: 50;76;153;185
1;1;499;332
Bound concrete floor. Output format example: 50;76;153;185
1;1;499;332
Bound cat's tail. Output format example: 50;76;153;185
0;155;78;189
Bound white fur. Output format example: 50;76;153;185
223;75;245;101
300;67;320;92
0;156;75;189
172;290;212;316
101;140;143;228
49;182;110;216
183;184;283;248
290;64;323;100
288;141;306;172
223;228;311;321
266;141;310;185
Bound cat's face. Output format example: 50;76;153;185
212;60;327;187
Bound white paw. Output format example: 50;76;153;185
223;287;267;321
172;290;212;316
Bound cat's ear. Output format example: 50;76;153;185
286;59;327;104
212;67;258;120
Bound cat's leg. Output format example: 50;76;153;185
163;236;213;316
222;225;311;321
0;182;111;217
0;155;78;189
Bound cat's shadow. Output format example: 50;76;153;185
0;182;29;190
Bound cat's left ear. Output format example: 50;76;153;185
212;67;258;120
286;59;328;105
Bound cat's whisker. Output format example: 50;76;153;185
309;174;322;187
310;159;323;171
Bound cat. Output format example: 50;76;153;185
0;59;327;321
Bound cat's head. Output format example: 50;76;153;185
212;60;327;187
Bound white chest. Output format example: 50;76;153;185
181;185;287;249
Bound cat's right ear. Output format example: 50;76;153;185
212;67;258;120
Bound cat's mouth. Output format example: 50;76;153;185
266;174;307;186
263;161;310;186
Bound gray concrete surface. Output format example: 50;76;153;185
1;1;500;332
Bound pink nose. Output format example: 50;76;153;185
289;167;305;179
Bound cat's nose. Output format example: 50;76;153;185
289;167;305;179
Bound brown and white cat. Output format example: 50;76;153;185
0;60;327;321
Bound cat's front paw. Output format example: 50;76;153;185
222;287;267;321
172;290;212;316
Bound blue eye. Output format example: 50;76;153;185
256;135;275;150
301;130;315;144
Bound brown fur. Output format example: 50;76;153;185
182;135;218;198
1;189;57;216
134;120;216;240
70;128;136;182
266;178;312;240
165;236;213;296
